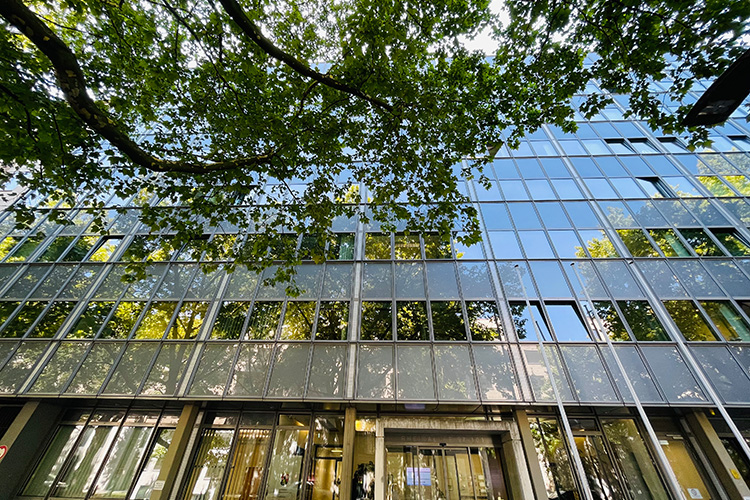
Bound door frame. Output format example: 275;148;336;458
373;417;534;500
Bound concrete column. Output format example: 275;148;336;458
340;407;357;500
513;409;548;500
149;403;200;500
0;400;64;500
374;419;386;500
685;410;750;500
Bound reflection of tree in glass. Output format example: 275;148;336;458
183;429;234;500
529;417;577;499
68;301;115;338
590;301;630;341
700;301;750;341
330;234;355;260
396;302;429;340
616;301;669;341
100;302;145;339
678;229;724;256
615;229;659;257
360;302;392;340
228;345;273;396
509;303;529;340
365;234;391;260
169;302;209;339
133;302;177;339
394;234;421;259
211;301;251;339
466;301;502;341
431;301;466;340
315;302;349;340
247;302;283;340
710;229;750;256
5;234;46;262
281;301;316;340
575;232;618;258
37;236;76;262
423;233;452;259
2;301;47;337
663;300;718;341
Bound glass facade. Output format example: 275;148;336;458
2;54;750;500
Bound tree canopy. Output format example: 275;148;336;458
1;0;749;280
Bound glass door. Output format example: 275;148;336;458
386;445;506;500
263;427;310;500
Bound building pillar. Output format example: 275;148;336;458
0;400;63;500
374;419;385;500
513;409;548;500
149;403;200;500
685;410;750;500
340;407;357;500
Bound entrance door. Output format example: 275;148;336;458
386;445;507;500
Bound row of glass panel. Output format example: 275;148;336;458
2;339;749;404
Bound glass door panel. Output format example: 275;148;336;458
309;417;345;500
130;428;176;500
386;446;418;500
264;428;309;500
659;436;715;500
574;435;623;500
223;429;271;500
182;429;235;500
23;425;83;496
52;425;120;498
443;449;475;500
92;426;154;498
601;419;668;500
417;449;446;500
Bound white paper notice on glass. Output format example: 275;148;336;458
687;488;703;499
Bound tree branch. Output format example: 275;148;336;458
0;0;276;175
217;0;395;113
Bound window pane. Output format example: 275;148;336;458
100;302;145;339
222;428;271;500
141;343;193;396
691;346;750;404
307;344;347;398
395;263;425;299
431;301;466;341
641;346;707;403
168;301;209;339
66;343;122;394
528;418;578;499
189;344;237;396
227;344;273;397
246;302;282;340
601;346;663;403
132;302;177;339
616;229;659;257
67;301;115;338
362;263;392;299
545;304;591;341
394;234;421;259
509;302;551;341
434;345;477;400
28;301;77;338
473;344;518;400
0;341;47;393
315;301;349;340
210;301;250;340
559;346;617;402
396;301;428;340
589;301;630;341
365;234;391;259
321;264;353;299
423;233;452;258
92;426;154;498
426;263;459;299
357;345;394;399
679;229;724;256
23;425;83;496
700;301;750;341
1;301;46;338
280;301;316;340
617;301;669;341
103;343;159;395
663;300;719;341
396;345;434;400
361;302;392;340
28;342;88;394
458;262;494;299
267;343;310;398
224;267;259;300
710;229;750;256
330;233;355;260
467;301;503;341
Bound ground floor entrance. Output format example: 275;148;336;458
385;444;507;500
4;403;750;500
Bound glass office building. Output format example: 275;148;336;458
1;57;750;500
